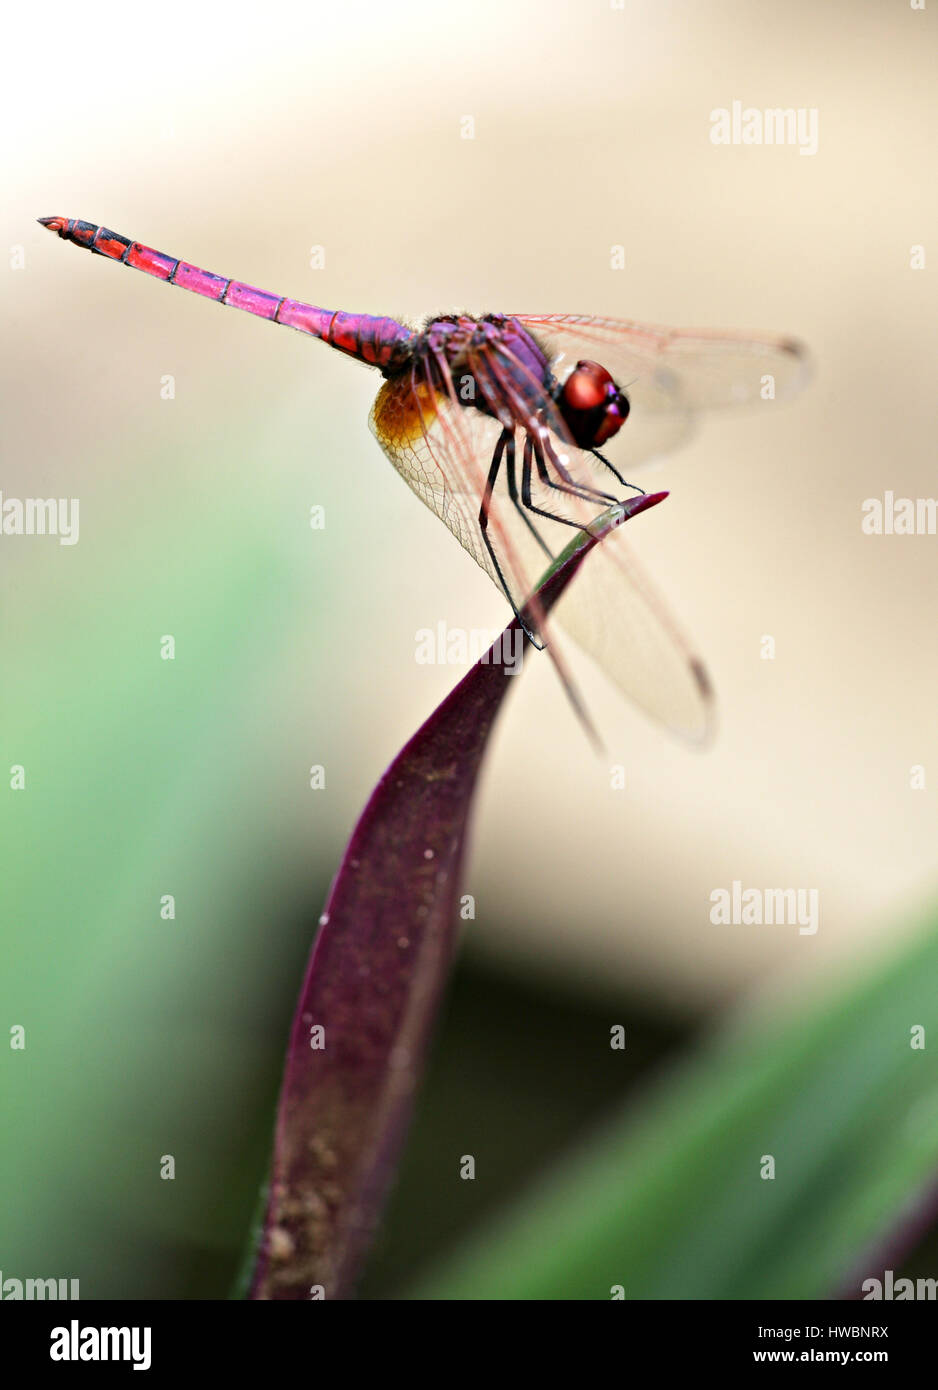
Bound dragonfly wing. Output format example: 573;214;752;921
550;523;714;743
514;313;808;408
514;313;807;469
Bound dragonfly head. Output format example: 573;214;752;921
555;360;630;448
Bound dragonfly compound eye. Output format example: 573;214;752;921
562;360;613;411
560;361;630;447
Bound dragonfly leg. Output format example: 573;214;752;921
591;447;645;496
505;432;555;562
522;433;616;532
542;436;619;508
479;429;545;648
521;434;592;532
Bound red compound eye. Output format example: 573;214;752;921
562;360;615;412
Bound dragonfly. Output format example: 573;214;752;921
39;216;807;745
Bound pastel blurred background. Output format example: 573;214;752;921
2;0;937;1298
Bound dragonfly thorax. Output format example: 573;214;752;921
416;314;553;425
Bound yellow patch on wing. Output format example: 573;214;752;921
372;378;438;448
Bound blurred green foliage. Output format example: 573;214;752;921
409;912;938;1299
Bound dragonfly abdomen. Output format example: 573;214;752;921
38;217;413;373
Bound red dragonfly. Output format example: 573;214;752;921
39;216;807;744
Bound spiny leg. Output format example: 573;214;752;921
521;434;594;532
479;429;544;648
523;434;620;533
542;436;619;509
591;447;645;495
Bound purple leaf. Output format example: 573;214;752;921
248;491;668;1300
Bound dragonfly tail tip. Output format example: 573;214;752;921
37;216;66;234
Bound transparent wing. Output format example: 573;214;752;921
513;312;808;471
369;352;713;742
368;360;529;605
514;312;808;408
549;522;713;743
